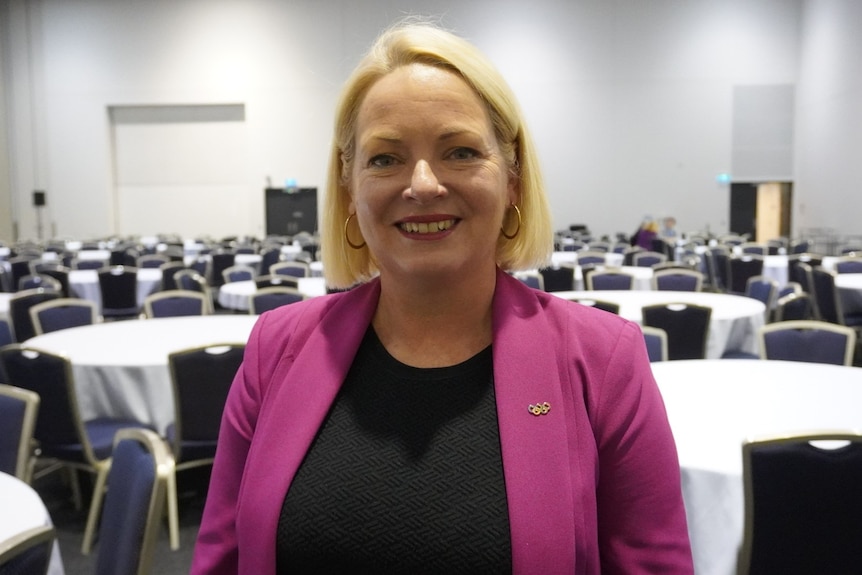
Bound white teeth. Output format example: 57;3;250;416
400;219;454;234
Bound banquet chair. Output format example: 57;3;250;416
651;269;704;292
789;239;811;254
567;298;620;315
758;320;856;366
159;261;187;291
188;257;211;283
135;254;171;269
29;298;99;335
8;256;39;292
8;289;61;342
575;251;606;266
17;274;62;293
255;274;299;289
727;255;764;295
834;257;862;274
0;320;12;348
250;287;307;314
0;345;153;554
642;303;712;360
738;431;862;575
72;258;107;271
744;276;778;317
94;428;170;575
38;266;72;298
0;524;55;575
640;326;668;362
270;261;311;278
514;271;544;290
632;251;667;268
209;251;236;288
772;292;814;322
259;247;282;275
538;265;575;292
787;254;821;290
175;269;208;294
166;344;245;549
811;266;862;327
739;242;767;256
97;266;139;320
586;269;635;290
143;290;211;318
221;264;256;284
0;383;39;481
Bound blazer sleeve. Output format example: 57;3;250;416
588;320;693;573
190;311;280;575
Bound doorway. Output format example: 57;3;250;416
730;182;792;242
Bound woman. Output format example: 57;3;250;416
192;21;693;574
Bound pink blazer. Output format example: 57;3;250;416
192;269;693;574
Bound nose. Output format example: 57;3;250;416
404;160;445;201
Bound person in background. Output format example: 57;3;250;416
661;216;678;239
192;19;693;575
633;218;660;250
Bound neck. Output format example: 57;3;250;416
372;266;498;368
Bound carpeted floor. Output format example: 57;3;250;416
34;466;210;574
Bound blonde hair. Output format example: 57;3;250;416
321;20;553;288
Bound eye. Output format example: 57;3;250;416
368;154;398;168
449;147;480;161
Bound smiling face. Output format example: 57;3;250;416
348;63;517;286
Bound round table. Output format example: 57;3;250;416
0;472;65;575
218;277;327;311
552;290;766;358
0;292;12;321
26;315;258;433
651;359;862;575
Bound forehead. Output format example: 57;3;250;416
355;63;492;136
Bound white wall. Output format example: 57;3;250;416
795;0;862;242
2;0;832;245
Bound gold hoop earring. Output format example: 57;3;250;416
344;213;366;249
500;204;522;240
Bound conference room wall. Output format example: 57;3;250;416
1;0;848;245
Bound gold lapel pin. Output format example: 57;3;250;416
528;402;551;416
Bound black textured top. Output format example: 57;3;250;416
276;328;511;574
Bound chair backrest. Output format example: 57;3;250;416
569;298;620;315
632;251;667;268
8;257;39;291
17;274;62;293
94;428;171;575
249;287;306;314
209;252;236;287
744;275;778;311
576;251;606;266
538;266;575;292
834;257;862;274
514;271;544;291
739;431;862;575
254;274;299;289
143;290;210;318
728;255;765;294
0;384;39;481
37;267;71;298
772;292;814;322
810;266;841;323
221;265;256;284
174;269;208;294
0;345;90;458
8;289;62;342
72;258;107;270
0;524;55;575
135;254;171;269
259;248;282;274
168;344;245;460
159;261;187;291
739;242;767;255
270;261;310;278
642;303;712;360
97;266;139;317
640;326;668;362
586;270;635;290
651;269;704;292
758;320;856;365
29;297;99;335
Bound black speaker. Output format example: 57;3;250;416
33;190;46;206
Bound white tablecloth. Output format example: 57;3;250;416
552;290;765;358
25;315;258;433
217;277;328;311
835;273;862;315
651;359;862;575
0;472;65;575
0;292;11;320
68;268;162;312
549;250;624;268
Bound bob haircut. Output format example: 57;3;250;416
321;20;553;288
